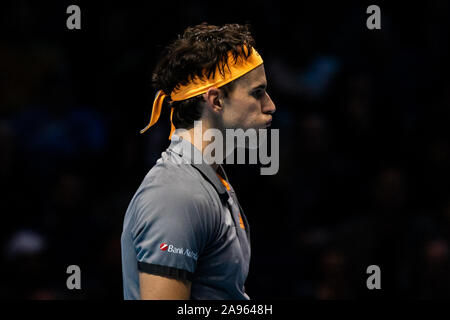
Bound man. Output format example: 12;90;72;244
121;23;276;300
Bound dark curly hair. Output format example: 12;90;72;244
152;23;256;130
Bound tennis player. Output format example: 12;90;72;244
121;23;276;300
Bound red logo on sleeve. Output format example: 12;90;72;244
160;243;168;251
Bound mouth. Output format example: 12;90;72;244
265;118;272;128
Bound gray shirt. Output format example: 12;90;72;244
121;133;251;300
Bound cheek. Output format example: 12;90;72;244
226;100;260;127
242;101;262;124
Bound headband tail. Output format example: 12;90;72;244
169;107;176;140
140;90;167;134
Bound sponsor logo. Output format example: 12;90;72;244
159;242;198;261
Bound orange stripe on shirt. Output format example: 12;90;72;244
216;173;246;230
239;213;245;230
216;173;231;191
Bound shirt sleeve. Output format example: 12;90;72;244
130;182;213;281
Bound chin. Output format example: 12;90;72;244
246;124;266;130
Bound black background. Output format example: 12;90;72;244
1;0;450;299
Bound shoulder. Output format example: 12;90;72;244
138;157;209;206
130;157;219;230
124;153;227;249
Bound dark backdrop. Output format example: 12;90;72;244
1;0;450;299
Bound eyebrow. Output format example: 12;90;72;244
250;83;267;93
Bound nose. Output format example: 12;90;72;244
263;92;276;115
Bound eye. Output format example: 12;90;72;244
252;90;265;99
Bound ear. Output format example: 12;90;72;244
203;87;223;113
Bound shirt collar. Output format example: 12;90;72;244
168;132;229;201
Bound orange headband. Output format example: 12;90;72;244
140;46;264;138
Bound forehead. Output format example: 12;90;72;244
235;64;267;89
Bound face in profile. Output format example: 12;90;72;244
220;64;276;131
218;64;276;150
